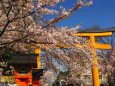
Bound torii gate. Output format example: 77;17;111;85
77;30;112;86
35;28;115;86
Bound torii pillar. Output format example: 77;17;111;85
33;48;41;86
77;31;112;86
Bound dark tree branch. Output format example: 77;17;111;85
0;20;11;37
0;4;47;37
0;34;30;45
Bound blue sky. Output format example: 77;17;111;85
44;0;115;44
54;0;115;29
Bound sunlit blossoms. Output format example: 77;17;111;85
0;0;105;84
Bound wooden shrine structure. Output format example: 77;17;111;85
7;53;43;86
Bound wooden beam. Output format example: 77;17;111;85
95;43;111;49
76;32;112;36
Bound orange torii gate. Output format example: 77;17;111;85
77;31;112;86
35;28;114;86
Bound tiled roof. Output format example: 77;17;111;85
8;54;38;64
78;27;115;33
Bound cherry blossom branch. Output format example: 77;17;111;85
42;0;93;28
0;34;30;45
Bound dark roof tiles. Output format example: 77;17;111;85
78;27;115;33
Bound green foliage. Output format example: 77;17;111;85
59;71;69;76
0;52;13;74
1;53;12;60
52;71;69;86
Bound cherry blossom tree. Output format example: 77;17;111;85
0;0;96;84
0;0;93;51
